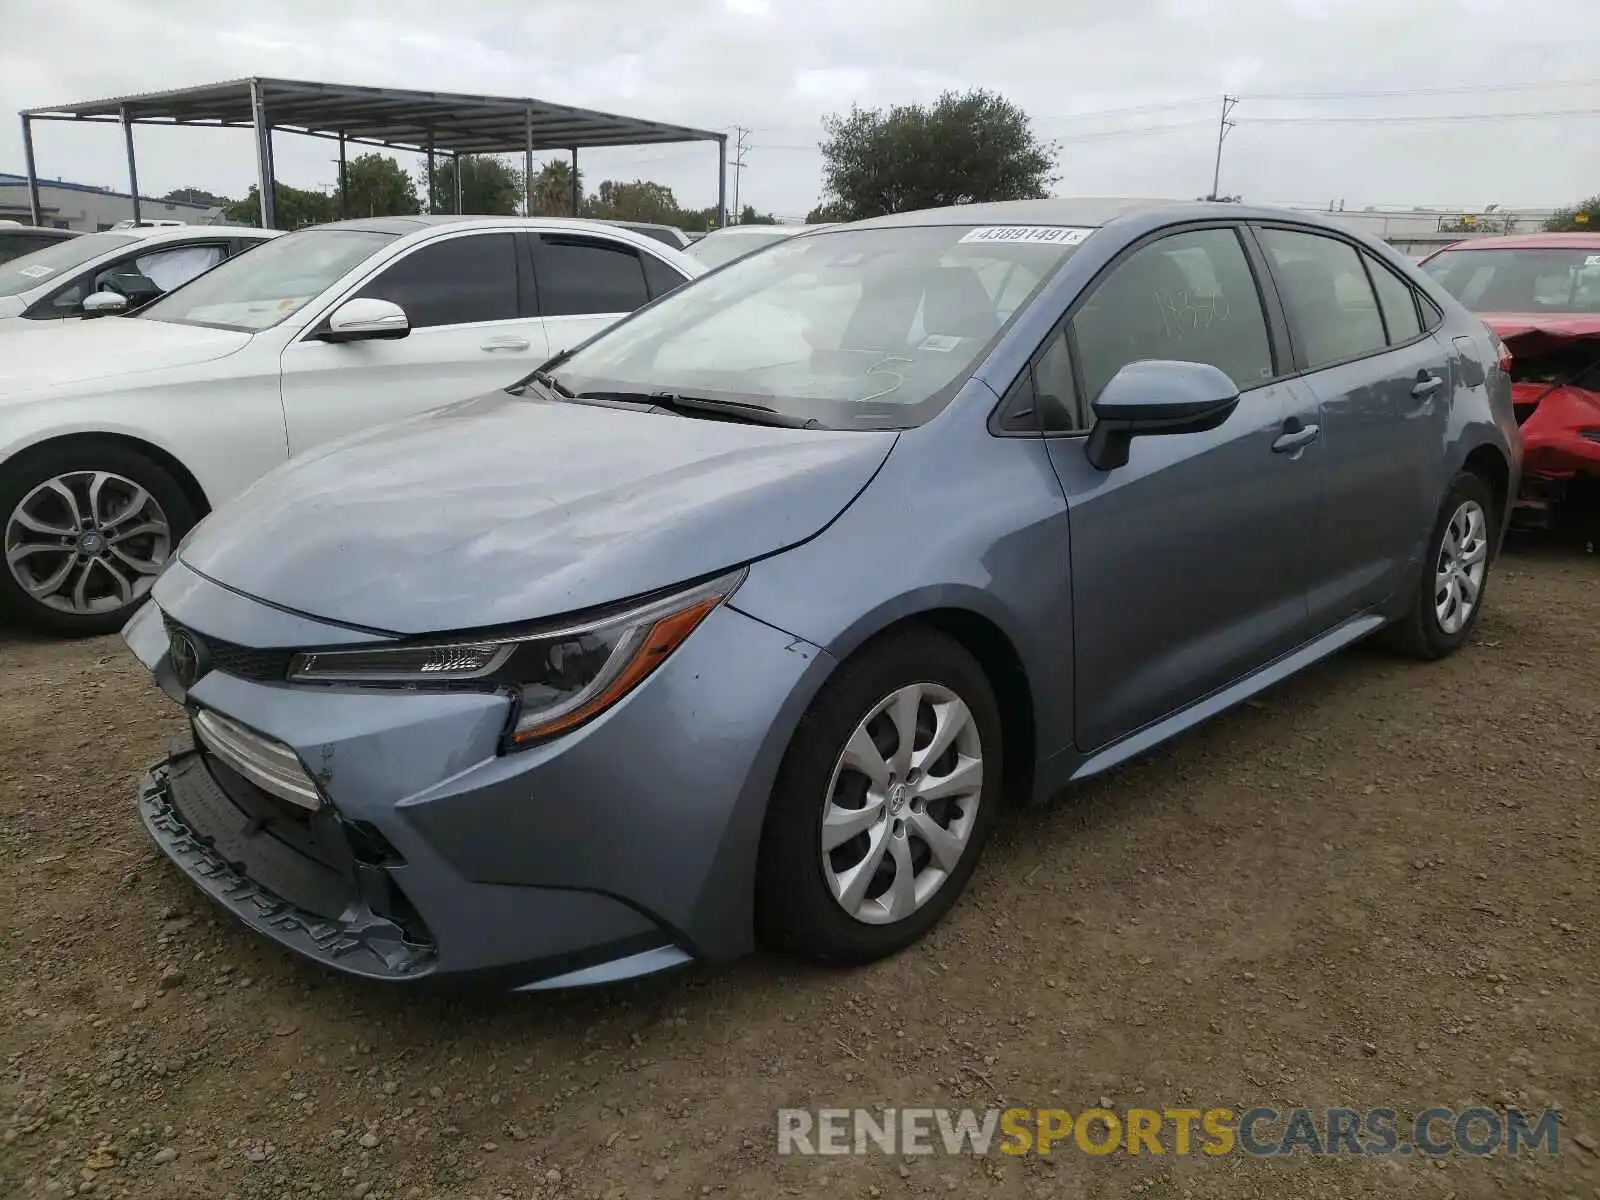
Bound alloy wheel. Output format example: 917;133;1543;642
3;471;171;615
1434;498;1488;635
820;681;986;926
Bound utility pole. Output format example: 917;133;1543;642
730;126;750;224
1208;95;1238;202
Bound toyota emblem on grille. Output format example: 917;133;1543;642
168;628;209;688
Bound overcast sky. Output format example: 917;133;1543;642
2;0;1596;220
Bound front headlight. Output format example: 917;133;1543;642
287;568;745;750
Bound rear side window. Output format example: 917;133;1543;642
1073;226;1274;404
641;253;689;301
1260;228;1388;370
1363;252;1423;345
535;236;651;316
356;233;519;329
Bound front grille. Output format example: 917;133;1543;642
162;613;293;683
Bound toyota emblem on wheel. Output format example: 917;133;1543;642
167;628;208;689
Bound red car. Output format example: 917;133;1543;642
1419;232;1600;526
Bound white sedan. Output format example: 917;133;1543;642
0;225;279;327
0;215;704;636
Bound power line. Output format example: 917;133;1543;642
1240;77;1600;101
1208;95;1239;201
1244;107;1600;125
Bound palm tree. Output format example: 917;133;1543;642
529;160;583;217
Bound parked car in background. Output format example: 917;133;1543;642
0;215;703;636
111;218;189;230
0;223;79;266
0;225;277;328
121;199;1515;992
596;220;694;250
686;223;813;269
1419;232;1600;526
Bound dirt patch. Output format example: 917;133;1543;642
2;546;1597;1199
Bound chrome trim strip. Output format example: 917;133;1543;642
193;709;322;810
514;946;693;991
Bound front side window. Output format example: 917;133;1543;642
1420;245;1600;315
1363;252;1423;345
355;233;518;329
1073;227;1274;403
641;253;690;301
130;244;225;292
136;229;396;332
535;236;651;316
0;232;138;297
546;223;1084;430
1260;228;1387;370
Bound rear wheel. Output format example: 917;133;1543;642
1382;470;1496;660
0;441;195;638
755;629;1004;964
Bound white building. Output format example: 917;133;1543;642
0;172;234;231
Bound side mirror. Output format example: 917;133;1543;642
81;291;129;317
1084;360;1241;471
320;298;410;343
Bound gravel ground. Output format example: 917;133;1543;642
1;540;1596;1200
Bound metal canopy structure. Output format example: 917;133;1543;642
19;77;728;230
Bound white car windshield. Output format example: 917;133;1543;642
0;233;139;297
545;223;1086;429
136;228;397;332
686;228;800;270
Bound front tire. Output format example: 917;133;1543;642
0;441;195;638
755;628;1004;964
1382;470;1496;660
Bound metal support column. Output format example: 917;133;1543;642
425;135;435;214
120;107;141;225
523;108;535;216
454;152;463;215
338;133;348;219
569;148;579;216
19;114;42;227
716;135;728;229
250;78;275;229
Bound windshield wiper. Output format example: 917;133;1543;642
577;389;821;429
512;368;575;398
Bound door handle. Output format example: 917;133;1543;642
1272;421;1320;454
1412;374;1444;398
480;337;530;352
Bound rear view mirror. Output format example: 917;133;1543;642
81;291;129;317
1085;360;1241;471
321;298;410;343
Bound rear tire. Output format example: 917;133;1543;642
1381;470;1496;660
755;628;1004;964
0;440;195;638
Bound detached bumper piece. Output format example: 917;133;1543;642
138;738;437;981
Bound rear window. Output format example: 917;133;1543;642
0;232;138;296
1421;246;1600;315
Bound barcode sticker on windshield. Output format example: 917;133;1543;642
958;226;1093;246
919;334;963;352
17;264;55;279
1585;255;1600;267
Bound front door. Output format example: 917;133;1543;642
1254;226;1451;624
530;232;683;359
278;230;545;455
1036;225;1323;752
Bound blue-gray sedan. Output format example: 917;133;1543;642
123;198;1520;990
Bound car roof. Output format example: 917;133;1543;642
118;225;279;244
309;214;705;270
1426;231;1600;252
702;224;805;237
843;197;1372;239
0;226;77;238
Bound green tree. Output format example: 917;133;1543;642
162;187;233;208
805;200;850;224
736;204;778;225
816;88;1057;221
225;182;338;229
425;154;522;215
588;179;681;225
529;160;582;216
1544;195;1599;232
342;153;420;218
678;206;721;232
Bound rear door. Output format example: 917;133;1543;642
1254;225;1451;624
1034;224;1323;751
277;229;542;455
530;232;690;358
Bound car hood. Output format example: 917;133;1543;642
0;295;26;320
1481;313;1600;357
178;391;897;635
0;318;251;393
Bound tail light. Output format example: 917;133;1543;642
1492;335;1513;374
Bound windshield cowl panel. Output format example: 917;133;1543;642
547;224;1088;432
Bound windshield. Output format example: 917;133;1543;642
137;228;397;331
546;223;1087;429
0;233;138;297
686;228;800;270
1421;246;1600;315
